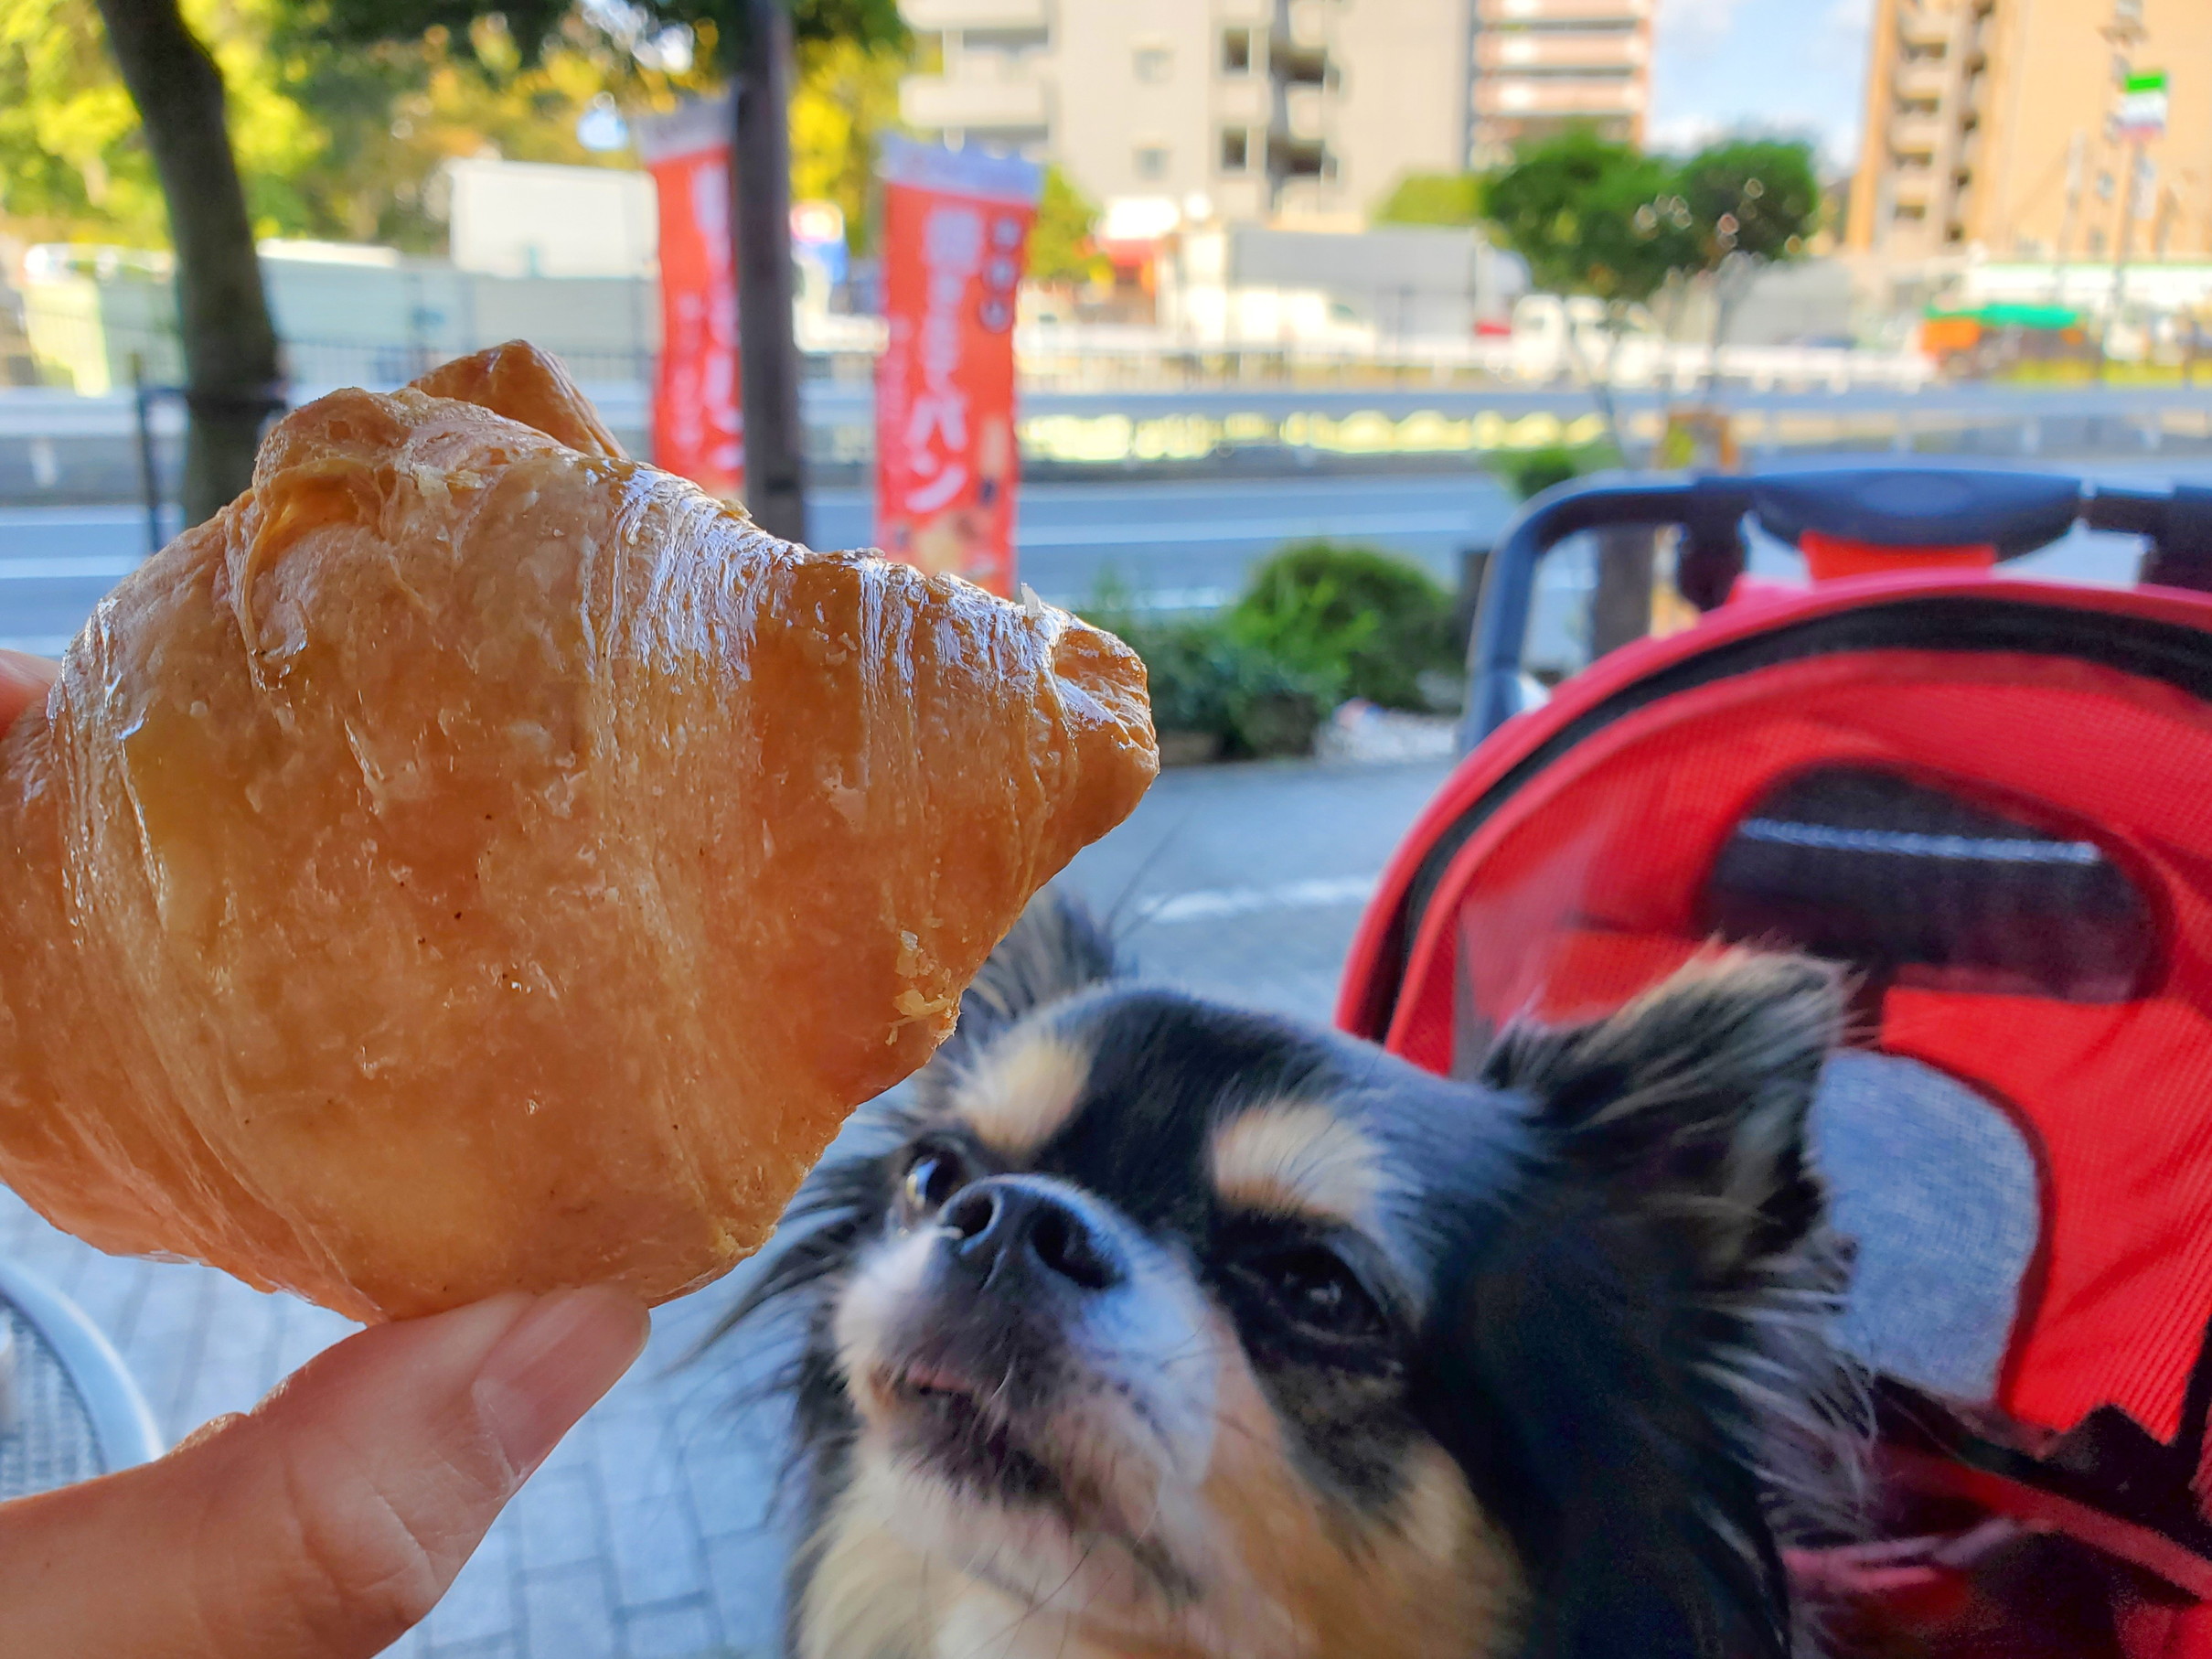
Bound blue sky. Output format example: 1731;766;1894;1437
1648;0;1876;170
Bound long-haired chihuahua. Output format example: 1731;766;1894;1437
721;894;1865;1659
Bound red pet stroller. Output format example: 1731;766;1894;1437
1338;468;2212;1657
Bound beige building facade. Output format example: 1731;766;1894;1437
1469;0;1652;166
897;0;1652;225
1847;0;2212;263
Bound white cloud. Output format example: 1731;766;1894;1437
1648;114;1727;155
1664;0;1749;49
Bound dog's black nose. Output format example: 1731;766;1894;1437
941;1177;1124;1292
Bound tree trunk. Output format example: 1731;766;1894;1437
732;0;807;542
94;0;282;529
1589;525;1655;659
1559;312;1632;465
1701;254;1753;399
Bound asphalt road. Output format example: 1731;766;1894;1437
6;457;2211;662
0;475;1512;656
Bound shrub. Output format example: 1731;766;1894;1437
1081;582;1330;760
1228;541;1458;712
1492;443;1619;502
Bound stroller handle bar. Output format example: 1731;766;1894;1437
1466;466;2212;746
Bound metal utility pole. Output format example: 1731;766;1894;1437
731;0;807;543
2100;144;2150;379
2096;2;2161;380
2051;132;2085;306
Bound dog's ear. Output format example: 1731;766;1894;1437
938;887;1121;1062
1435;955;1861;1659
1481;951;1843;1280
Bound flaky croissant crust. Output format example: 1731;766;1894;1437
0;344;1154;1322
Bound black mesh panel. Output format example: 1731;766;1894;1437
1705;768;2153;1001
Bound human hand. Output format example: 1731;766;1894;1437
0;647;56;729
0;649;651;1656
0;1290;647;1657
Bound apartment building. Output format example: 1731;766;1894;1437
898;0;1653;223
1469;0;1653;166
1846;0;2212;262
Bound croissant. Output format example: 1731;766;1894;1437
0;343;1154;1322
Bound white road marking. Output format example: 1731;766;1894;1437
1137;874;1379;926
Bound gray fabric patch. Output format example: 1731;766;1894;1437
1810;1050;2042;1402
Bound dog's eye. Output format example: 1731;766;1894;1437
901;1146;968;1215
1251;1246;1383;1335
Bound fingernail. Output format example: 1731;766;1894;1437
472;1289;649;1481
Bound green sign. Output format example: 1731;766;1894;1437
2119;69;2169;139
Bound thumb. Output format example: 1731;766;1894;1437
0;1287;647;1659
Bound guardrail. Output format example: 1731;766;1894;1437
5;378;2210;514
15;307;1938;401
1012;325;1937;396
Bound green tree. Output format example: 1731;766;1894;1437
45;0;901;530
312;0;905;542
1674;136;1822;391
88;0;282;525
1480;130;1695;659
1479;128;1694;459
1373;171;1481;228
788;32;906;255
1027;165;1102;289
3;0;712;516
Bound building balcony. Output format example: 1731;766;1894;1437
1266;133;1332;180
1280;83;1330;140
1478;28;1645;71
1897;6;1952;50
898;0;1046;26
898;74;1050;131
1278;0;1331;49
1269;36;1332;86
1893;59;1949;102
1889;114;1946;157
1887;166;1937;207
1475;75;1642;118
1479;0;1650;23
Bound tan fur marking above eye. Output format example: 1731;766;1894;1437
952;1033;1091;1155
1210;1101;1386;1229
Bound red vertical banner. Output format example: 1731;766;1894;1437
638;97;743;498
874;140;1041;597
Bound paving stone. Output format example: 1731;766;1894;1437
425;1632;523;1659
421;1517;518;1646
174;1287;279;1429
512;1461;605;1575
605;1480;707;1615
701;1530;786;1659
521;1565;621;1655
618;1597;720;1659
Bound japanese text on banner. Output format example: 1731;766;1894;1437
875;141;1041;598
639;97;743;498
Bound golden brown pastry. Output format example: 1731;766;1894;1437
0;343;1154;1322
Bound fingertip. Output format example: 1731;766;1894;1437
0;647;59;683
0;649;58;726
